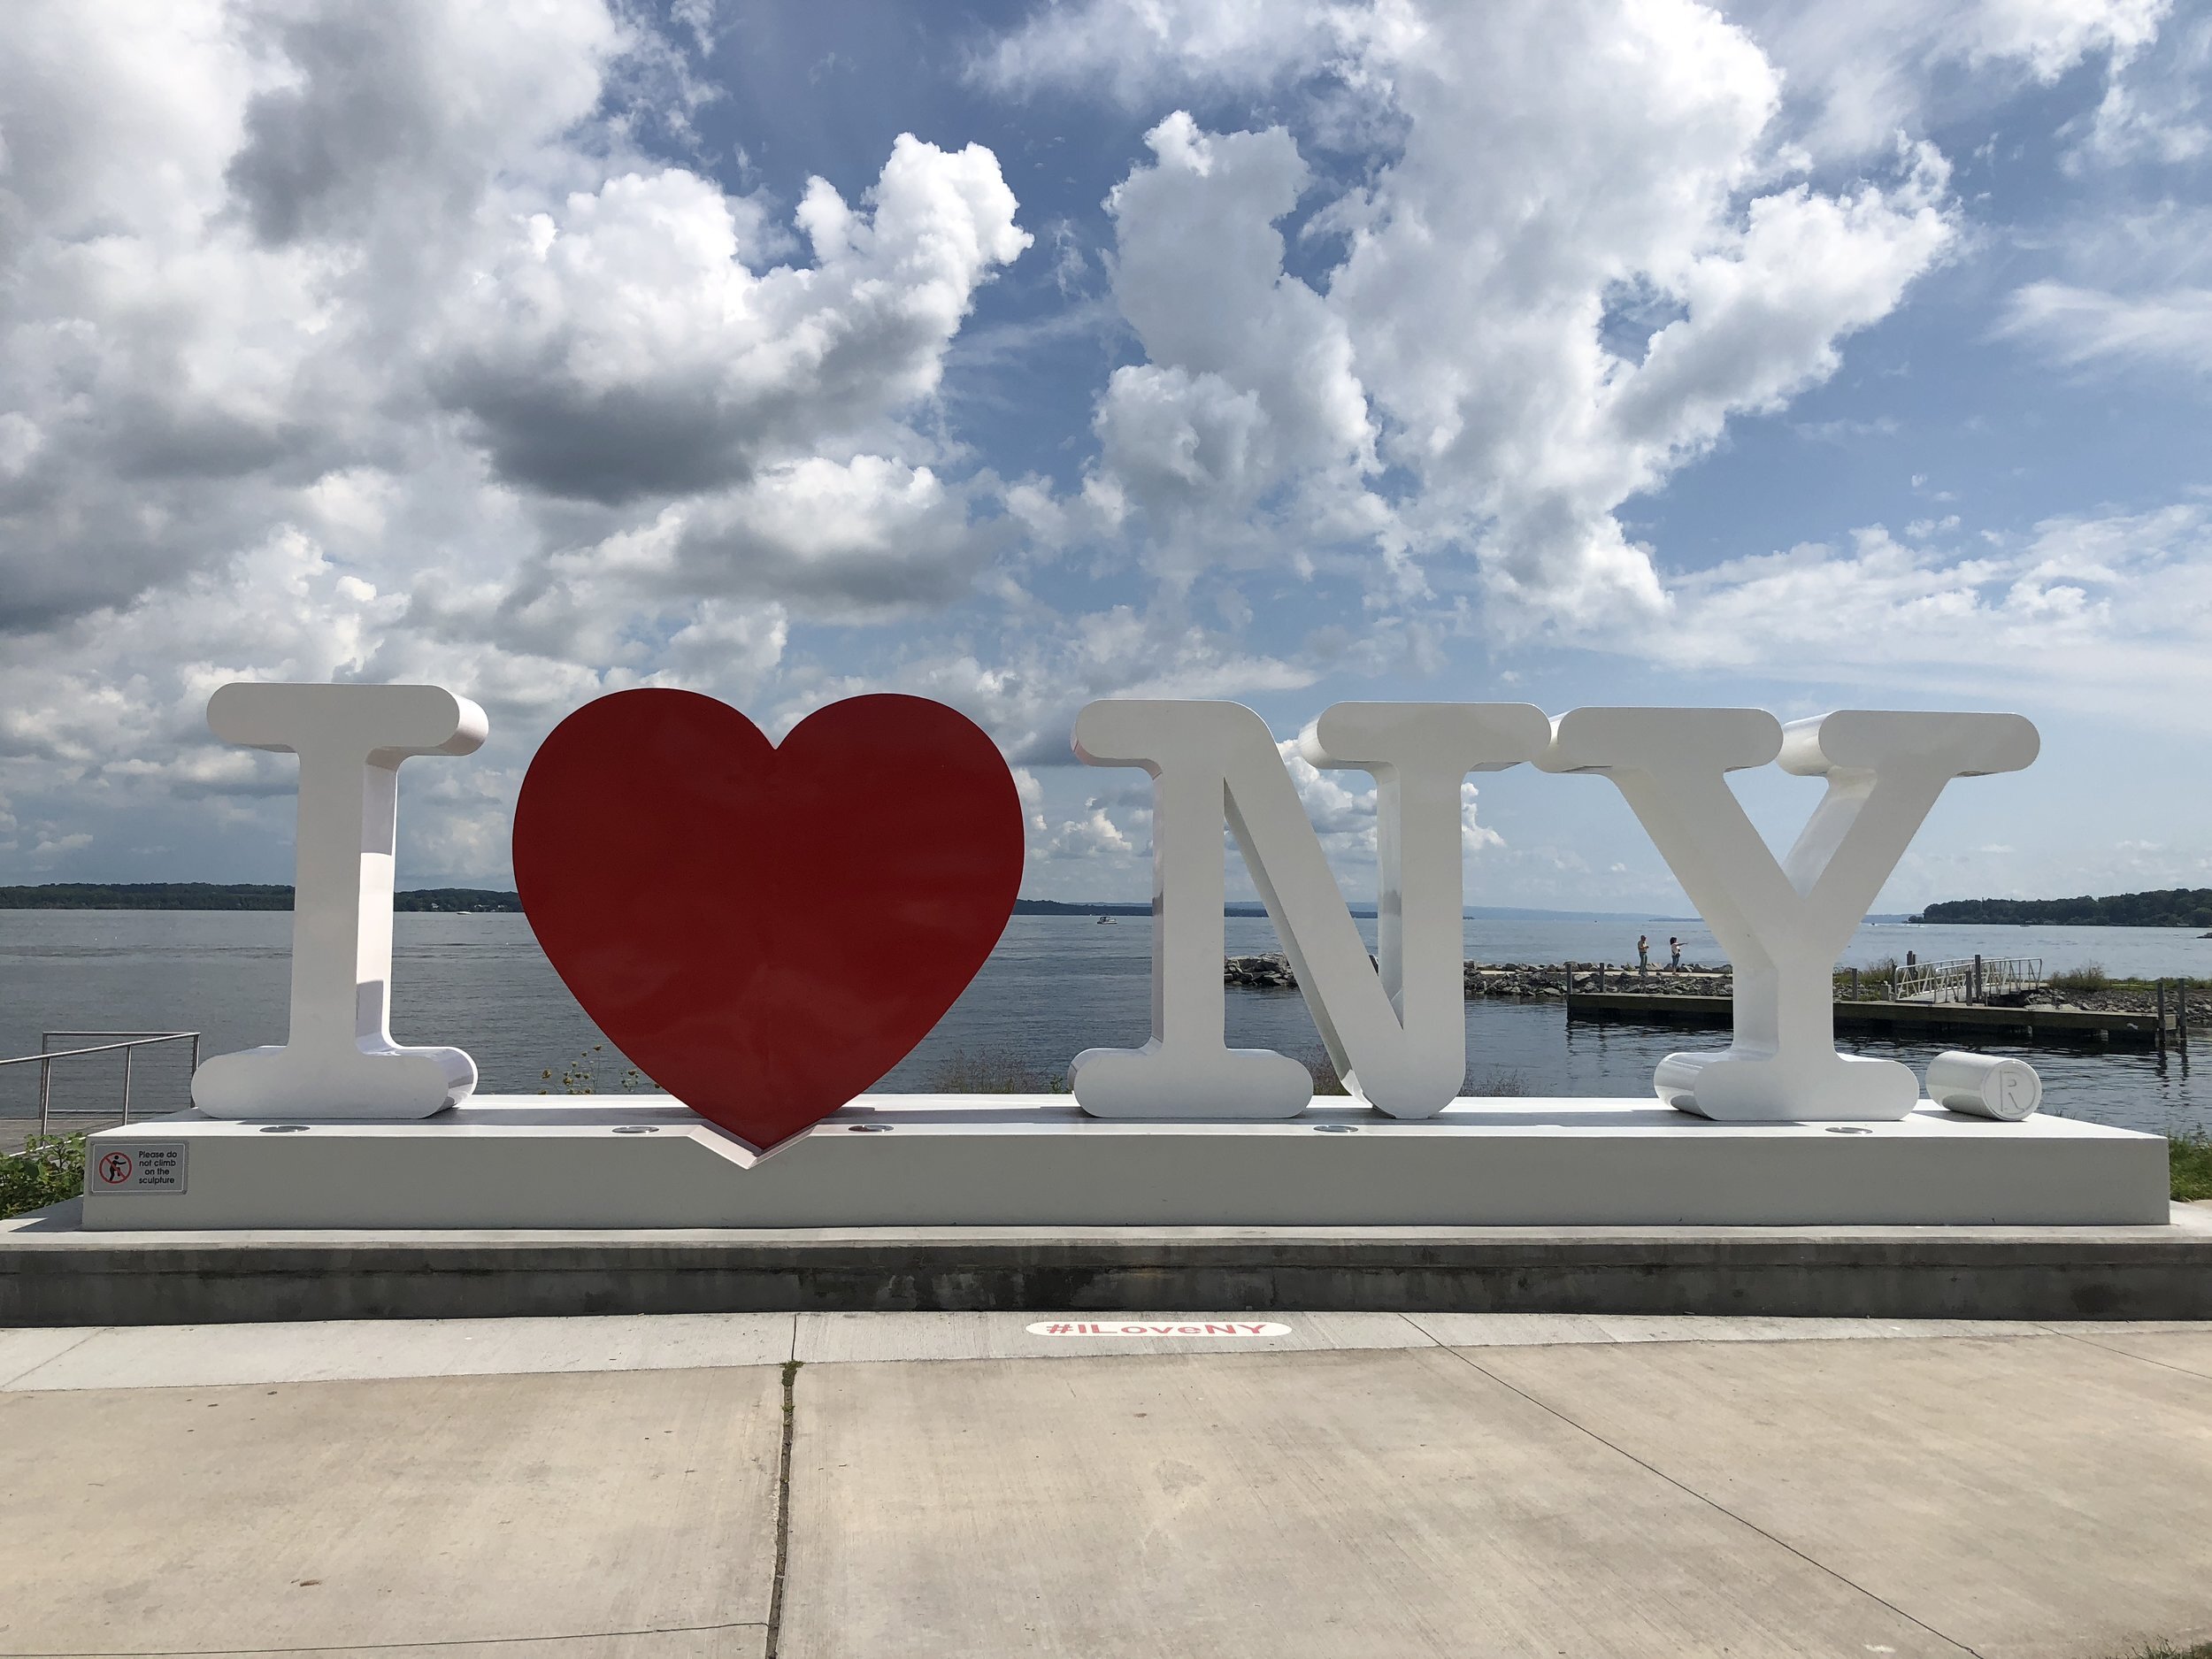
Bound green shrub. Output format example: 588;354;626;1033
2173;1133;2212;1203
2049;962;2109;993
0;1133;87;1218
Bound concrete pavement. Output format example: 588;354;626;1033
0;1366;781;1657
0;1312;2208;1657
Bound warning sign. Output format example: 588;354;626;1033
88;1143;188;1194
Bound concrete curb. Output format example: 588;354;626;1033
6;1207;2211;1324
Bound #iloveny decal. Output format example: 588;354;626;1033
513;690;1024;1152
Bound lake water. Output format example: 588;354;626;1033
2;910;2206;1138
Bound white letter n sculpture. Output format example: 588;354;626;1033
1068;699;1550;1119
1538;709;2038;1121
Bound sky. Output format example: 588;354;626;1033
0;0;2208;913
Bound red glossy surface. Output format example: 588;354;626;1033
513;689;1024;1152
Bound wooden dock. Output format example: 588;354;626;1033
1566;989;2175;1045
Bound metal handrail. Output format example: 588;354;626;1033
1892;957;2041;1004
3;1031;201;1136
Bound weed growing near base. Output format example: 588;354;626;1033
0;1133;86;1218
538;1043;646;1094
2172;1132;2212;1202
922;1049;1067;1093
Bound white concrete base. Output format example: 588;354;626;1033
77;1094;2170;1230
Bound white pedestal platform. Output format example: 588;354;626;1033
78;1094;2170;1231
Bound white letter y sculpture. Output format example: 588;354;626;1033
192;683;489;1120
1538;709;2037;1121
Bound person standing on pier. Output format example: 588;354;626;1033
1669;937;1682;972
1637;934;1651;979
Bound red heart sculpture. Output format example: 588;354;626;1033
513;690;1024;1152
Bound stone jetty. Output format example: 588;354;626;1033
1224;956;1732;999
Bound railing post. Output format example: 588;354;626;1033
121;1043;135;1125
37;1052;51;1137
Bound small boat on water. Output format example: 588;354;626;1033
1096;915;1116;925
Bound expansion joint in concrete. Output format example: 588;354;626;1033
2039;1324;2212;1386
765;1357;802;1659
1439;1344;1990;1659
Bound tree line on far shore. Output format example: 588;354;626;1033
1918;888;2212;928
9;881;2212;928
0;883;522;911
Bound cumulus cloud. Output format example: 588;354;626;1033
439;139;1029;503
1083;116;1383;576
972;0;1396;108
0;0;1032;878
1021;2;1956;628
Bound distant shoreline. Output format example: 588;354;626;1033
0;883;521;912
0;882;1678;923
1917;887;2212;928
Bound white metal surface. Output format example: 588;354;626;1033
189;683;488;1121
1924;1051;2044;1120
1539;708;2038;1122
1068;698;1548;1120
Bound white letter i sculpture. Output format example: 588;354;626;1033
191;683;489;1120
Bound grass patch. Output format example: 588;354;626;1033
2173;1132;2212;1203
2114;1643;2212;1659
2049;962;2110;993
0;1133;86;1218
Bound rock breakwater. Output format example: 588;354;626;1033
1223;956;1732;998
